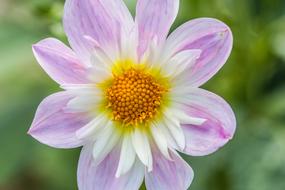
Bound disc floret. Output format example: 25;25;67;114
106;68;167;126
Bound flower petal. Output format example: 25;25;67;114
116;134;136;177
162;49;201;78
75;114;108;140
170;108;206;126
164;18;233;87
92;123;120;166
145;149;194;190
63;0;134;63
131;128;153;171
89;53;113;83
163;110;186;151
28;91;91;148
155;122;179;150
77;144;144;190
135;0;179;57
32;38;89;85
173;87;236;156
150;123;171;160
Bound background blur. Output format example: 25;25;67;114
1;0;285;189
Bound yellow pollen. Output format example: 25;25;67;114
106;68;167;126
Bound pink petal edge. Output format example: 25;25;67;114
164;18;233;87
28;91;91;148
178;88;236;156
145;148;194;190
77;144;144;190
135;0;179;58
32;38;90;85
63;0;134;64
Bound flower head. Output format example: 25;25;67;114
29;0;236;189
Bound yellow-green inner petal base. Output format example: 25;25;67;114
98;59;171;129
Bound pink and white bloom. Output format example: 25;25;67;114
29;0;236;189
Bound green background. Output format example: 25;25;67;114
1;0;285;189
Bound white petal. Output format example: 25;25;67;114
163;110;186;150
162;49;201;78
76;114;108;140
151;123;171;160
84;35;115;65
140;35;162;66
61;84;96;91
62;85;101;113
88;64;112;83
156;122;179;150
83;35;119;74
89;46;112;67
75;40;114;83
92;123;120;166
171;85;198;96
131;128;153;172
163;109;180;128
62;84;100;97
61;84;102;113
120;26;138;61
171;107;206;125
66;96;99;113
115;135;136;177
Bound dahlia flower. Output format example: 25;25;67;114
29;0;236;189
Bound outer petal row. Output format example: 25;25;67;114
28;91;91;148
172;87;236;156
78;144;193;190
136;0;179;57
34;13;232;91
145;149;194;190
32;38;90;85
77;144;144;190
163;18;233;87
63;0;134;64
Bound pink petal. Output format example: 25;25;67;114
63;0;134;63
28;91;91;148
176;88;236;156
145;149;194;190
32;38;90;85
77;144;144;190
135;0;179;57
164;18;233;87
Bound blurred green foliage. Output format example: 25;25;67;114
0;0;285;189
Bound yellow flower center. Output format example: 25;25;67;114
106;68;167;126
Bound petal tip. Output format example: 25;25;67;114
27;127;33;136
32;44;40;53
27;122;38;136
